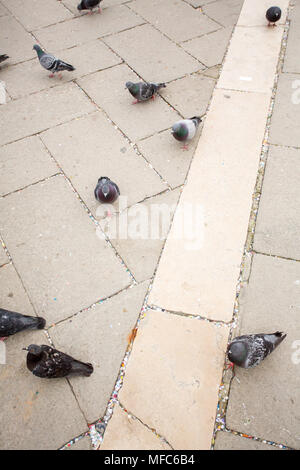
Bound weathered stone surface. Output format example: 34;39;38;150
0;83;95;147
214;431;280;450
254;145;300;260
0;16;35;65
284;1;300;72
103;25;201;83
41;112;166;214
49;282;149;422
203;0;244;27
0;136;58;196
101;404;172;450
0;176;131;324
119;310;229;449
77;64;180;142
226;254;300;449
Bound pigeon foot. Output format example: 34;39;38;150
225;362;234;370
132;99;139;105
49;73;54;78
181;144;189;151
98;7;102;13
0;337;8;341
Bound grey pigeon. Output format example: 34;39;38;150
33;44;75;78
266;6;281;26
0;54;9;64
23;344;94;378
171;116;201;150
125;81;166;103
77;0;103;14
94;177;120;203
227;331;287;369
0;308;45;340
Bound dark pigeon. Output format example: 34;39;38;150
77;0;103;14
0;308;45;340
171;116;201;150
0;54;9;64
227;331;287;369
33;44;75;78
125;81;166;103
94;177;120;203
266;6;281;26
23;344;94;378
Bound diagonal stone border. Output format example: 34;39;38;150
100;0;290;450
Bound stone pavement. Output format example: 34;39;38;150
214;0;300;450
0;0;244;450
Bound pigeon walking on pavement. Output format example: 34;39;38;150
125;81;166;104
94;177;120;203
0;308;46;341
0;54;9;65
77;0;103;14
227;331;287;369
171;116;202;150
23;344;94;378
33;44;75;78
266;6;281;26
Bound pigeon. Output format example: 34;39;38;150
0;54;9;64
0;308;46;341
33;44;75;78
171;116;202;150
23;344;94;378
125;81;166;104
266;6;281;26
227;331;287;369
94;177;120;203
77;0;103;14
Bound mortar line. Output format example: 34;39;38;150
252;249;300;263
148;304;234;327
220;427;293;450
0;173;61;198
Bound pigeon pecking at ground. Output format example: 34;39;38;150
171;116;202;150
94;177;120;203
0;308;46;341
266;6;282;26
33;44;75;79
227;331;287;369
77;0;103;14
0;54;9;64
125;81;166;104
23;344;94;378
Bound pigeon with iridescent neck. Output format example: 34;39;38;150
171;116;201;150
125;81;166;104
94;177;120;203
77;0;103;14
33;44;75;78
227;331;287;369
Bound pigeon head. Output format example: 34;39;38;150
227;341;247;366
23;344;43;356
33;44;44;57
77;2;83;10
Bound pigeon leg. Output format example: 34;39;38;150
88;10;93;15
49;73;55;78
151;95;155;100
98;7;102;13
132;99;139;105
58;73;63;80
0;337;8;341
225;362;234;370
181;143;189;151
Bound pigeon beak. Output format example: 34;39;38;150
22;347;28;351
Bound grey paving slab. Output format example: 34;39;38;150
49;281;149;422
3;40;121;100
103;24;201;83
214;431;280;450
0;264;87;450
41;112;167;214
182;27;233;68
1;0;72;31
33;6;144;52
77;64;180;142
283;2;300;73
0;82;95;147
269;73;300;147
0;2;9;16
0;244;9;267
163;74;215;117
129;0;220;43
0;176;131;324
0;15;35;65
202;65;222;79
226;254;300;449
137;128;200;188
0;136;58;196
254;145;300;260
203;0;244;27
102;189;181;282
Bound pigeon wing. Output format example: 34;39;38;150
39;53;56;71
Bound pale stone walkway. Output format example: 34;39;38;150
0;0;244;450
